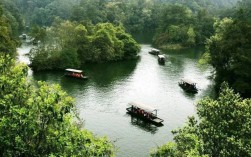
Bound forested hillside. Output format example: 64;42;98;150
1;0;251;156
1;0;249;95
0;4;19;57
159;0;239;10
6;0;239;31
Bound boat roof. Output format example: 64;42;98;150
158;55;165;58
128;102;157;113
151;48;160;52
65;68;83;73
181;78;196;85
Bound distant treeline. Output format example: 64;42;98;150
0;0;243;51
0;0;240;45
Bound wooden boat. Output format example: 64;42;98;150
65;69;88;79
126;102;164;126
157;54;165;64
19;34;27;40
178;79;198;93
149;48;160;55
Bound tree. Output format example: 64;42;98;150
29;21;140;71
186;26;196;46
0;5;17;57
153;4;198;47
0;56;114;156
151;117;205;157
197;83;251;156
151;83;251;157
205;14;251;97
0;0;24;35
30;25;47;43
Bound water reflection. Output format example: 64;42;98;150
180;89;197;99
83;59;139;87
126;114;160;134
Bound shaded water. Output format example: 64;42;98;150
18;44;214;157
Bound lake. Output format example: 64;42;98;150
18;43;215;157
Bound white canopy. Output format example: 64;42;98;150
128;102;157;113
158;55;165;58
65;69;83;73
151;48;160;52
181;78;196;85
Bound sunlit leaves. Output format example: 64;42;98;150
197;83;251;156
0;57;114;156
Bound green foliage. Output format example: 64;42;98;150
197;82;251;156
151;117;206;157
186;26;196;46
30;25;47;43
153;4;215;48
206;13;251;96
237;0;251;20
0;5;18;57
151;83;251;156
29;21;140;71
0;56;114;156
0;0;24;35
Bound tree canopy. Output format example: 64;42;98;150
29;21;140;71
0;5;18;57
0;56;114;156
203;4;251;97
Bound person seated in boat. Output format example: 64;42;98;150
141;110;144;115
134;107;139;114
144;112;149;118
149;113;154;119
131;106;135;112
138;109;143;115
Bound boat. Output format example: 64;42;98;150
157;54;165;64
126;102;164;126
178;79;198;93
19;34;27;40
65;68;88;79
149;48;160;55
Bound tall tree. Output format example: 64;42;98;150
205;11;251;96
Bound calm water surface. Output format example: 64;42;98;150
18;43;214;157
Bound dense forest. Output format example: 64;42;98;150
1;0;251;156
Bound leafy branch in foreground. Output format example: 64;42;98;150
0;56;114;156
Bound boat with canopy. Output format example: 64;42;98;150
126;102;164;126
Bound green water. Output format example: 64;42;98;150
18;44;215;157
